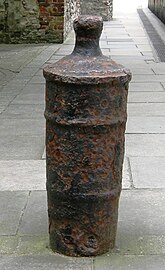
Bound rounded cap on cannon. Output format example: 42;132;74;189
43;16;132;85
73;16;103;39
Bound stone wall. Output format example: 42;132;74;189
0;0;80;43
148;0;165;24
80;0;113;21
64;0;80;39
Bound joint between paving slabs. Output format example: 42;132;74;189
126;156;135;190
160;82;165;91
15;191;31;236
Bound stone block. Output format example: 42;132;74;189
128;92;165;103
129;157;165;188
0;255;93;270
0;191;29;235
94;255;165;270
129;82;163;91
125;134;165;157
126;117;165;133
18;191;48;236
118;190;165;236
128;103;165;116
0;160;46;191
1;104;44;119
0;236;18;254
0;119;45;136
0;135;45;160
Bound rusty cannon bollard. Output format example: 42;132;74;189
43;16;131;257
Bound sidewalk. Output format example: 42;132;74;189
0;6;165;270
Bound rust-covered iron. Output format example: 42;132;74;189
43;16;131;257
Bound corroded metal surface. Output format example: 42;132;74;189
44;16;131;257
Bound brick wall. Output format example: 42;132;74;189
0;0;80;43
80;0;113;21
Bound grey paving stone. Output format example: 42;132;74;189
122;157;131;189
116;234;165;255
18;191;48;236
16;67;39;78
22;83;45;94
131;37;150;44
128;103;165;116
0;135;45;160
125;134;165;156
105;44;136;49
15;236;49;255
128;92;165;103
132;74;165;82
29;76;45;84
0;236;18;254
94;255;165;270
162;82;165;89
0;106;6;114
126;117;165;133
129;82;164;91
150;64;165;74
141;51;154;57
0;160;46;191
11;93;44;105
129;68;154;75
0;255;93;270
136;44;152;51
118;190;165;236
0;191;29;235
0;119;45;136
129;157;165;188
110;50;141;56
54;48;73;55
1;104;44;119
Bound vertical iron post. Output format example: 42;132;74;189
44;16;131;257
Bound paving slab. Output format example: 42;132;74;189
0;106;6;114
122;157;132;189
118;190;165;236
110;50;141;56
116;234;165;255
129;68;154;75
128;92;165;103
0;160;46;191
0;104;44;119
11;93;44;105
136;44;152;51
18;191;48;236
15;236;49;255
132;74;165;82
94;255;165;270
0;135;45;160
29;76;45;84
0;236;18;254
126;117;165;133
125;134;165;156
22;83;45;94
0;255;93;270
0;119;45;136
127;103;165;116
129;82;164;91
129;157;165;188
16;67;39;79
0;191;29;235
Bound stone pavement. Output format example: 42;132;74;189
0;6;165;270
